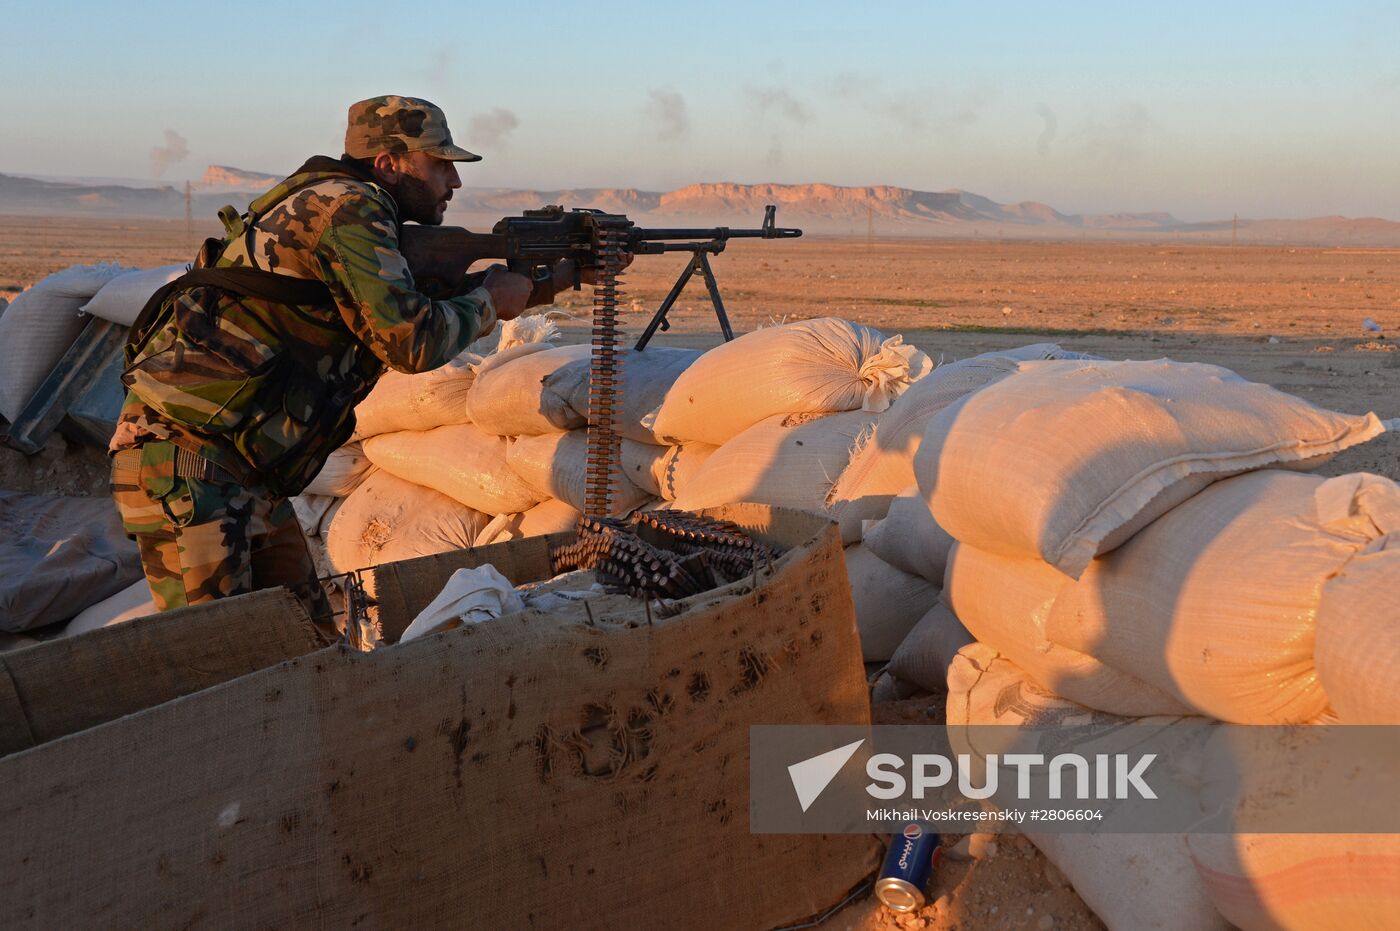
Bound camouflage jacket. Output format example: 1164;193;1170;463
115;156;492;495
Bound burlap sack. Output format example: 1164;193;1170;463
464;343;590;436
77;264;185;326
0;505;879;929
647;317;931;446
351;353;480;440
1187;833;1400;931
947;644;1226;931
944;542;1192;717
506;429;652;516
473;498;581;547
546;346;701;443
0;263;129;420
828;344;1088;542
363;423;543;516
303;441;377;497
673;410;877;516
1046;471;1400;724
861;485;954;583
917;358;1386;578
326;471;489;573
843;543;941;662
885;602;974;694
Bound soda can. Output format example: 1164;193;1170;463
874;823;941;912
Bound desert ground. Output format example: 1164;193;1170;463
2;213;1397;929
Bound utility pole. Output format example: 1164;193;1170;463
1231;212;1237;251
184;181;194;253
866;205;874;246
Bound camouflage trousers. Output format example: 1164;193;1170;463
110;441;331;622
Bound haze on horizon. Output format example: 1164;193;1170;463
4;0;1397;224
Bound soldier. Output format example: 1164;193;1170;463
109;95;581;625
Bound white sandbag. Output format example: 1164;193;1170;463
885;602;974;694
946;644;1227;931
303;442;377;497
77;263;185;325
917;358;1386;579
63;580;156;637
843;543;941;662
326;471;489;573
545;347;701;443
399;565;526;643
944;542;1193;717
0;263;129;420
290;494;341;538
362;423;543;516
1187;833;1400;931
861;486;954;583
464;343;591;436
351;352;480;439
474;498;581;547
828;344;1089;541
505;430;652;516
672;410;877;516
647;318;931;446
1046;471;1400;723
1314;494;1400;723
620;440;668;497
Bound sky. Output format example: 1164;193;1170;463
3;0;1398;221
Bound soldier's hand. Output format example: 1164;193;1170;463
482;265;532;321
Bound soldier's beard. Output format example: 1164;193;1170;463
390;174;449;225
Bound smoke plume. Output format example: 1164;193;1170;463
150;129;189;178
646;89;690;142
468;108;520;147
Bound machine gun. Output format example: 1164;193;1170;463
398;205;802;350
401;204;802;520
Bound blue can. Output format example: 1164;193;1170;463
874;823;941;912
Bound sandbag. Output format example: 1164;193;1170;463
917;358;1386;579
861;485;954;583
78;264;185;326
885;602;974;694
363;423;543;516
621;441;721;501
828;344;1089;541
944;542;1192;717
474;499;581;547
505;430;652;516
1314;493;1400;723
647;318;931;446
620;440;668;497
326;471;489;573
946;644;1226;931
352;353;480;439
0;490;143;633
303;442;376;497
0;263;129;420
673;410;877;516
546;347;701;443
1187;833;1400;931
464;343;591;436
843;543;941;662
1046;471;1400;724
62;580;156;637
290;494;341;538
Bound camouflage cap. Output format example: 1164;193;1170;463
344;95;481;162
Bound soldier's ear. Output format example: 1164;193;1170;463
370;152;401;185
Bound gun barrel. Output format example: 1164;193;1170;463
631;226;802;242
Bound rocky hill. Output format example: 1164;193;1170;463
3;168;1397;244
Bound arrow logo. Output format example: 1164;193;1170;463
788;738;865;812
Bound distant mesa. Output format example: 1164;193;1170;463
1;167;1397;244
196;165;279;191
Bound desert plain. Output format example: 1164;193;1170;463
2;213;1397;929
